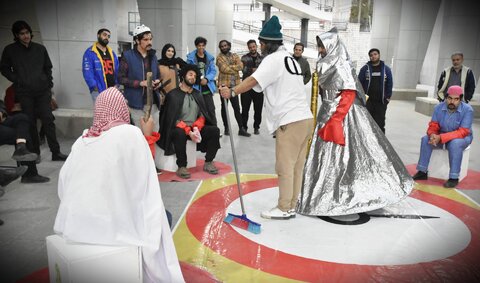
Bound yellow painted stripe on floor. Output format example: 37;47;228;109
174;174;301;283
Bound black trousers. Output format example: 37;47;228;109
0;113;38;176
366;100;388;133
0;113;30;144
202;93;217;126
241;89;264;130
16;90;60;154
220;95;243;131
171;125;220;167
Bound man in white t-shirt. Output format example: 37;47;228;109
219;16;313;220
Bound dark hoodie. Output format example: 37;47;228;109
0;41;53;94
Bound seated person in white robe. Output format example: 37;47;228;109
53;87;184;283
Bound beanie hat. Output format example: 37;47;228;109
259;16;283;42
447;85;463;97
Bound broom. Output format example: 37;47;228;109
222;81;261;234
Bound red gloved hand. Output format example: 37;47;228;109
318;90;356;146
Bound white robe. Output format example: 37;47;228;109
54;124;184;283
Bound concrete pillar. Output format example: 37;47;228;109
432;0;480;99
263;3;272;26
137;0;188;58
184;0;218;56
392;0;440;89
301;0;310;45
301;18;309;45
369;0;402;69
216;0;233;44
35;0;119;109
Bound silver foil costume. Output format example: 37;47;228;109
296;28;413;216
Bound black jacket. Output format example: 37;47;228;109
0;41;53;94
157;87;214;155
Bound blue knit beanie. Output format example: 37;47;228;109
259;16;283;42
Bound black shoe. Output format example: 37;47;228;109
52;152;68;161
238;127;251;137
12;143;38;162
443;178;459;188
224;129;230;136
412;171;428;180
254;128;260;135
21;174;50;184
0;166;28;187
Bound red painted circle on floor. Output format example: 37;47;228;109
186;178;480;282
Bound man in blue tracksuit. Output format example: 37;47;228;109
358;48;393;133
82;28;119;103
186;36;218;126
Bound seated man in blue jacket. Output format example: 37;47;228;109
412;85;474;188
82;28;119;103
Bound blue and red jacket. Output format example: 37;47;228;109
82;44;119;93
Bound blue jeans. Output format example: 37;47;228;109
416;135;472;179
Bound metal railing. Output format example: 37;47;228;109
233;21;317;49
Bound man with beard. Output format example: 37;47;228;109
412;85;473;188
436;52;476;103
241;39;264;135
1;20;68;162
219;16;313;219
292;42;311;85
358;48;393;133
158;64;221;179
186;37;217;127
216;40;250;137
119;25;162;130
82;28;119;103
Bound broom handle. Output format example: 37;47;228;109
223;83;246;215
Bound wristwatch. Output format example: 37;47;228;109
231;89;237;97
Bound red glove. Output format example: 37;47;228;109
427;121;440;136
144;132;160;158
440;127;470;144
318;90;356;146
176;120;191;135
192;116;206;131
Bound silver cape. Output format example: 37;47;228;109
297;28;413;216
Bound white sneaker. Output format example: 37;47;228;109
287;209;296;218
261;207;292;220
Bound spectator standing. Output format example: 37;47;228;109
437;52;476;103
292;42;311;85
82;28;119;103
118;24;162;130
241;39;264;135
216;40;250;137
186;37;218;126
0;20;68;161
358;48;393;133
